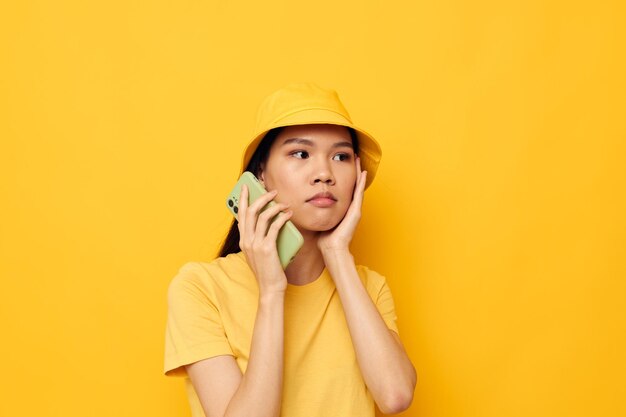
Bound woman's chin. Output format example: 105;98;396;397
292;217;341;234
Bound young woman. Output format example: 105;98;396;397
164;83;417;417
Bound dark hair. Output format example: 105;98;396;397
217;125;359;258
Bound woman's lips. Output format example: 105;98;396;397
306;192;337;208
307;197;337;207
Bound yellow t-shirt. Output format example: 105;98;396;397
164;252;399;417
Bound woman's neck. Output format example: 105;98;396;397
284;231;325;286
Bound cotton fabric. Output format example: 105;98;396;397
164;252;399;417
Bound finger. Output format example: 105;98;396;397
359;170;367;193
245;189;277;242
248;189;278;214
265;210;293;242
256;202;290;237
356;170;367;202
355;156;365;191
349;170;367;213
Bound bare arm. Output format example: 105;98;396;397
186;292;285;417
318;161;416;414
186;186;292;417
323;249;416;414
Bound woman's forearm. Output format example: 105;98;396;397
225;291;285;417
323;249;416;414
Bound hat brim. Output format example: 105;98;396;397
241;108;381;189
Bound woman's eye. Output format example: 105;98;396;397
292;151;309;159
332;153;351;161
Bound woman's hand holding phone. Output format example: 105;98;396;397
237;184;293;295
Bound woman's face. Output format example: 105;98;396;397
259;124;358;233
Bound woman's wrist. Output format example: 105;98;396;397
258;287;286;304
321;247;354;267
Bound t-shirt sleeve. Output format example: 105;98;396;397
375;278;400;335
360;266;400;335
164;262;234;377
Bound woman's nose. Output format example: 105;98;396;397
312;159;335;185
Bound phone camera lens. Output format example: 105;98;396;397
234;206;238;214
228;199;234;207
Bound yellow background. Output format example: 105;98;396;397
1;1;625;416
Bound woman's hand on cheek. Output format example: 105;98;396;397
317;157;367;254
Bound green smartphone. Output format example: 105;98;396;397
226;171;304;269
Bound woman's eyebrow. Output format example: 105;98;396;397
282;138;314;147
331;141;354;149
281;138;353;149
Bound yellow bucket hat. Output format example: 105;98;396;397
241;83;382;189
